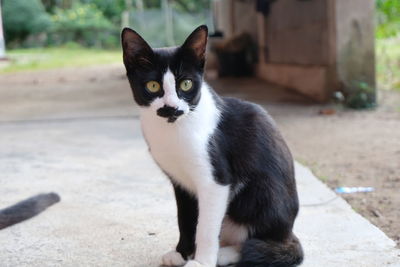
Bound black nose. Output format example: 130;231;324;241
157;105;184;122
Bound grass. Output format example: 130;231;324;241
376;38;400;91
0;46;122;73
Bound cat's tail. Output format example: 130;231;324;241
236;233;303;267
0;193;60;230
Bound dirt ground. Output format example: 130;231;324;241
283;89;400;247
281;90;400;247
1;65;399;247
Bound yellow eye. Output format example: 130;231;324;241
146;81;161;93
180;79;193;92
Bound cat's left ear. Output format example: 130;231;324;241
181;25;208;63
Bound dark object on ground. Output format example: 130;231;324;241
214;33;256;77
318;108;336;115
0;192;60;230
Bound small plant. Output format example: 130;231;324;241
344;80;377;109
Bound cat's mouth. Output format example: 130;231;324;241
166;116;180;123
157;105;184;123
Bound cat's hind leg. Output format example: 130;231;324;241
219;216;248;247
217;246;240;266
217;217;248;266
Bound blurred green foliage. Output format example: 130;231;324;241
3;0;52;45
49;3;115;47
2;0;211;49
376;0;400;38
80;0;125;23
376;39;400;91
375;0;400;92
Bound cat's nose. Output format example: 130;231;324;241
157;105;184;121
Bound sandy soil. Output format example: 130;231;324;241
1;65;399;247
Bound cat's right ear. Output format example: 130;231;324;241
181;25;208;63
121;28;154;69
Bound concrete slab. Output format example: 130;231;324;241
0;117;399;267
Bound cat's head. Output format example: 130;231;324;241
121;25;208;123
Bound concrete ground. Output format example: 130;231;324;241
0;65;399;266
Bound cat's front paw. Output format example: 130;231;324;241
162;250;186;266
183;260;208;267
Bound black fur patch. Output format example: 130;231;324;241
208;97;303;265
209;97;299;234
237;234;304;267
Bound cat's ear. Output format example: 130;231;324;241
121;28;154;69
181;25;208;62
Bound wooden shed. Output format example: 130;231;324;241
212;0;376;102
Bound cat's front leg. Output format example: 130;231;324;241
174;185;198;259
162;185;198;266
184;183;230;267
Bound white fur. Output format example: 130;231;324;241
140;70;230;267
162;250;186;266
217;246;240;266
184;260;206;267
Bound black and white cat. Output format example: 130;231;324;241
121;25;303;267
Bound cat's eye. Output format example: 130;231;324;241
179;79;193;92
146;81;161;93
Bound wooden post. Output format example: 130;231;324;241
136;0;145;31
0;0;6;59
122;0;133;28
162;0;174;46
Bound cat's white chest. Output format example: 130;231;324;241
139;86;219;194
141;118;206;192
